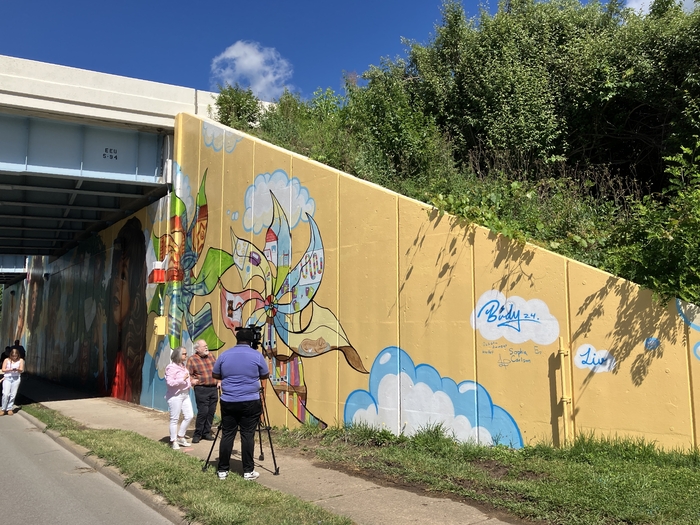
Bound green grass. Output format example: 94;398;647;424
275;423;700;525
22;404;351;525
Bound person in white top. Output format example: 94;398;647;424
1;348;24;415
164;346;194;450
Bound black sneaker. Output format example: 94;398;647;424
203;434;216;441
192;436;201;444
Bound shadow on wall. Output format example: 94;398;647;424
399;210;476;325
573;276;680;388
490;233;537;293
547;352;564;447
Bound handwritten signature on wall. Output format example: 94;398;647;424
477;300;541;333
471;291;560;345
574;344;616;373
481;341;542;369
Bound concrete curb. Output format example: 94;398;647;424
19;409;197;525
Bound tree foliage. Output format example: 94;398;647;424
215;83;260;131
216;0;700;303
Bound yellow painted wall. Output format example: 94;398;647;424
172;113;700;450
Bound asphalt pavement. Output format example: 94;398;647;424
0;411;173;525
10;375;522;525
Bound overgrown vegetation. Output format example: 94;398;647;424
22;404;350;525
277;422;700;524
215;0;700;303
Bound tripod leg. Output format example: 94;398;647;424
202;424;221;472
265;424;280;475
259;386;279;475
257;418;265;461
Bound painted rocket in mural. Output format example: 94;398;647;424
220;193;367;427
148;170;232;349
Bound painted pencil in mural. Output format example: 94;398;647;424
147;170;232;350
220;192;367;427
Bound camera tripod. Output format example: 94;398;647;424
202;385;280;475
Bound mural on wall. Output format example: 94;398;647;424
106;218;147;403
25;258;45;374
147;168;232;352
471;290;560;345
16;235;112;392
220;185;367;427
674;299;700;362
345;347;523;447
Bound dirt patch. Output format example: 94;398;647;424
474;459;548;482
474;458;511;479
273;437;545;525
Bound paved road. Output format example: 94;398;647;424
0;413;174;525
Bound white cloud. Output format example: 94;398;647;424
243;170;315;234
626;0;650;12
626;0;695;13
352;372;493;444
210;40;293;102
345;347;523;447
202;121;244;153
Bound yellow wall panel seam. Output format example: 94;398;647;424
470;238;478;417
395;196;400;363
564;259;576;441
685;322;697;448
336;170;341;426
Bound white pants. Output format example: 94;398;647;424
167;391;193;441
2;376;20;411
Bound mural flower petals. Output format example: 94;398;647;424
221;189;367;427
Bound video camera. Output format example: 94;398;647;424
235;324;262;350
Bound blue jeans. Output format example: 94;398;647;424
2;376;20;411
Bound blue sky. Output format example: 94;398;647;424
1;0;693;101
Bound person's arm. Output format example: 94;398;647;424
165;366;188;387
212;354;222;381
18;359;25;373
258;354;270;381
1;359;9;373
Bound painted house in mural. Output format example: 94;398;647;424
3;55;700;451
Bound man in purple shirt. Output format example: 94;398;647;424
212;327;269;481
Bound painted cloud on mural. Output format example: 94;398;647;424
471;290;560;345
243;170;315;234
345;347;523;448
202;121;243;154
173;163;195;225
677;299;700;332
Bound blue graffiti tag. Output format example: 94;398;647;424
477;299;541;333
644;337;660;351
578;347;609;367
694;342;700;361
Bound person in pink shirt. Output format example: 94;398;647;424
165;346;193;450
